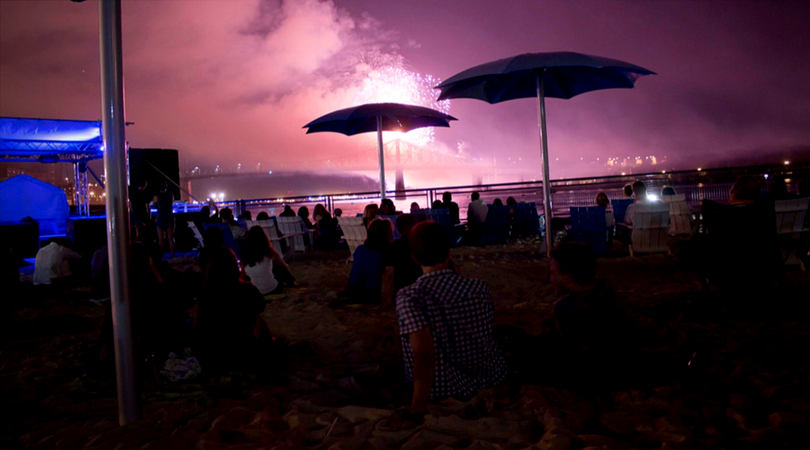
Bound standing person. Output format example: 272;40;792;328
393;221;506;424
466;191;488;244
441;192;460;225
130;180;151;227
153;180;175;257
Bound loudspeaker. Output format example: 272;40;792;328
67;216;108;257
129;148;180;200
0;220;40;259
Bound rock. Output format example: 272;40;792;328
536;431;571;450
287;376;324;393
370;423;419;446
423;415;531;442
575;434;625;450
336;405;392;424
599;409;651;435
401;430;462;450
283;411;321;430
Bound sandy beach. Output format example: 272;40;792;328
3;239;809;450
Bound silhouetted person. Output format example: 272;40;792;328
362;203;379;228
298;206;314;229
279;205;296;217
387;214;422;297
333;218;393;306
661;186;677;197
623;184;634;198
441;192;460;225
153;180;175;256
380;198;396;215
220;207;245;239
256;211;270;220
242;226;295;296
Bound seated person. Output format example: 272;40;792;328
595;192;615;247
33;238;81;286
728;175;764;205
195;246;269;369
623;180;649;226
362;203;379;228
379;198;397;215
410;202;420;213
466;191;488;244
242;226;295;296
256;211;270;221
387;214;423;298
441;192;460;225
298;206;314;229
279;205;296;217
396;221;506;420
431;200;444;209
219;207;245;238
661;186;677;197
333;218;393;306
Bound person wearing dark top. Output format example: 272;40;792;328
332;218;393;307
441;192;460;225
153;181;175;257
197;226;224;275
279;205;296;217
195;246;269;369
256;211;270;220
387;214;423;297
380;198;396;215
130;180;151;226
431;200;444;209
298;206;315;229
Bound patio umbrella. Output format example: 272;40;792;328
304;102;457;199
436;51;655;255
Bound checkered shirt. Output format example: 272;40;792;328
396;268;506;399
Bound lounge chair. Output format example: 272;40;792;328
569;206;611;255
337;216;367;262
611;199;634;226
188;221;204;248
479;205;509;246
626;202;670;257
662;194;693;235
514;202;541;238
245;219;294;261
774;197;809;270
277;216;315;253
413;208;461;247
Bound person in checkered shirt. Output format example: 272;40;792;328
396;221;507;420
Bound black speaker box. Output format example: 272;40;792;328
67;216;108;257
129;148;180;199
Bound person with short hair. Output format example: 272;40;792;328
220;207;245;238
395;221;506;421
466;191;488;244
441;192;460;225
661;186;677;197
623;181;648;226
623;184;634;198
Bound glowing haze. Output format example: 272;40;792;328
1;0;809;188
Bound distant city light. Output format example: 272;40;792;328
764;174;770;179
784;160;790;165
648;194;659;201
697;168;702;171
268;170;273;174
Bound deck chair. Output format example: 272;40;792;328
338;216;367;262
413;208;460;247
514;202;541;237
277;216;314;253
377;215;402;240
188;221;204;248
774;197;809;235
662;194;692;235
479;205;509;245
245;219;294;261
627;202;670;256
569;206;611;255
611;199;634;226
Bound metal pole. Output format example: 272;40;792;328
376;116;386;199
99;0;139;425
536;70;553;257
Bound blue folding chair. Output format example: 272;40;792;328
569;206;611;255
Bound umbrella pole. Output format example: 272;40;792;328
536;70;553;257
377;116;386;199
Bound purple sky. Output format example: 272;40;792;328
1;0;808;187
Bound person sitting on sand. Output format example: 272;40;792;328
242;226;296;297
332;218;393;306
219;207;245;239
595;191;615;228
33;238;81;286
195;246;270;369
395;221;506;422
441;192;460;225
362;203;379;228
386;214;422;299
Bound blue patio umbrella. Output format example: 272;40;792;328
304;102;457;199
436;51;655;255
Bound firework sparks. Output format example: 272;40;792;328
355;66;450;148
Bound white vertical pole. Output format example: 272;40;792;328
377;116;386;199
99;0;139;425
536;70;553;257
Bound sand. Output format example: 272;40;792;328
3;238;809;449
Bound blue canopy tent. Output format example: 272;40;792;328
0;117;105;217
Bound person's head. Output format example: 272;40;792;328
431;200;444;209
363;203;379;222
256;211;269;220
395;214;418;240
442;191;452;203
409;221;450;267
410;202;420;212
623;184;634;198
283;205;294;214
632;181;647;201
471;192;480;201
769;177;790;199
334;208;343;217
297;206;309;218
203;226;224;249
313;204;326;218
200;205;210;218
493;198;503;206
243;211;252;220
379;198;395;215
205;246;240;287
595;192;609;207
729;175;764;203
365;218;393;250
661;186;677;196
220;207;233;222
506;196;517;207
550;242;596;295
243;226;271;266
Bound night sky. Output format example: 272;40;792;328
1;0;809;187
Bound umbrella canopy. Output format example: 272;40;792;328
436;51;655;255
304;103;457;198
